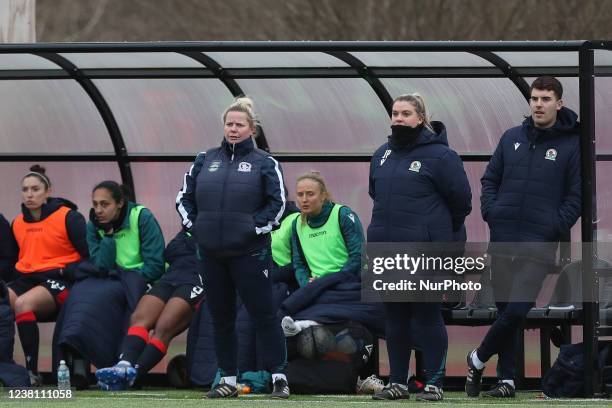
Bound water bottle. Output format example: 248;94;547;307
57;360;71;390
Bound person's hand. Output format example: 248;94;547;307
308;277;317;283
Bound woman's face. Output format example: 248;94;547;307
224;111;254;144
391;100;423;128
21;176;50;211
92;188;123;225
296;178;326;217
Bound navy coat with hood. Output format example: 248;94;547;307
481;107;581;261
368;122;472;243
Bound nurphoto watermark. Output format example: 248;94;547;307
361;242;608;304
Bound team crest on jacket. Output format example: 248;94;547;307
208;160;221;172
409;161;422;173
238;162;252;172
380;149;391;166
545;148;557;161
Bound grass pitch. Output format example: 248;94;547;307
3;388;611;408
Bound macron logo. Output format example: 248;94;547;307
514;142;521;151
190;286;203;299
380;149;391;166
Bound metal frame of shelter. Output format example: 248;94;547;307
0;40;607;396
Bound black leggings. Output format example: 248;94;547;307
384;302;447;387
202;247;287;376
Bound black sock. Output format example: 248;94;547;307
119;326;149;364
135;338;167;376
16;311;39;373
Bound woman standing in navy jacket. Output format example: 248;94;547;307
176;97;289;399
368;94;472;401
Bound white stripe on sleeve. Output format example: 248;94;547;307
255;156;286;235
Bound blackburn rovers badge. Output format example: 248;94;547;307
409;160;422;173
238;162;252;172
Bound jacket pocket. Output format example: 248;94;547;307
485;201;500;224
223;213;257;248
426;225;452;242
549;211;561;239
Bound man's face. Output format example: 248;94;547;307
530;88;562;129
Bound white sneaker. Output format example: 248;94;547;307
281;316;301;337
356;374;385;394
28;371;43;387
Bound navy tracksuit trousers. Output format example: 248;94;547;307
476;256;549;380
384;302;447;387
202;247;287;376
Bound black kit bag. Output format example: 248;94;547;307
286;358;358;394
286;321;375;394
542;342;611;398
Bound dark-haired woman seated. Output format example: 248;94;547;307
53;180;165;388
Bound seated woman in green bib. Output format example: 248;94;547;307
290;172;364;287
54;180;165;389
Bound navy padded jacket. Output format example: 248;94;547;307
481;107;581;254
177;138;285;258
368;122;472;243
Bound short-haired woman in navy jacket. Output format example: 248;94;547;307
176;97;289;399
368;94;472;401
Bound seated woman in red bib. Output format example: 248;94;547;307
8;165;88;386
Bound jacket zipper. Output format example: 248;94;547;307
219;143;236;250
386;150;400;240
518;135;537;239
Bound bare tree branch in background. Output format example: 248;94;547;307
0;0;35;42
71;0;109;40
35;0;612;42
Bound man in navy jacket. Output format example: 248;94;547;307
466;76;581;398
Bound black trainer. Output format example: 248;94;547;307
482;381;515;398
415;384;444;401
372;383;410;400
270;378;290;399
465;350;484;397
205;381;238;398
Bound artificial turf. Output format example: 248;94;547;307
2;388;611;408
